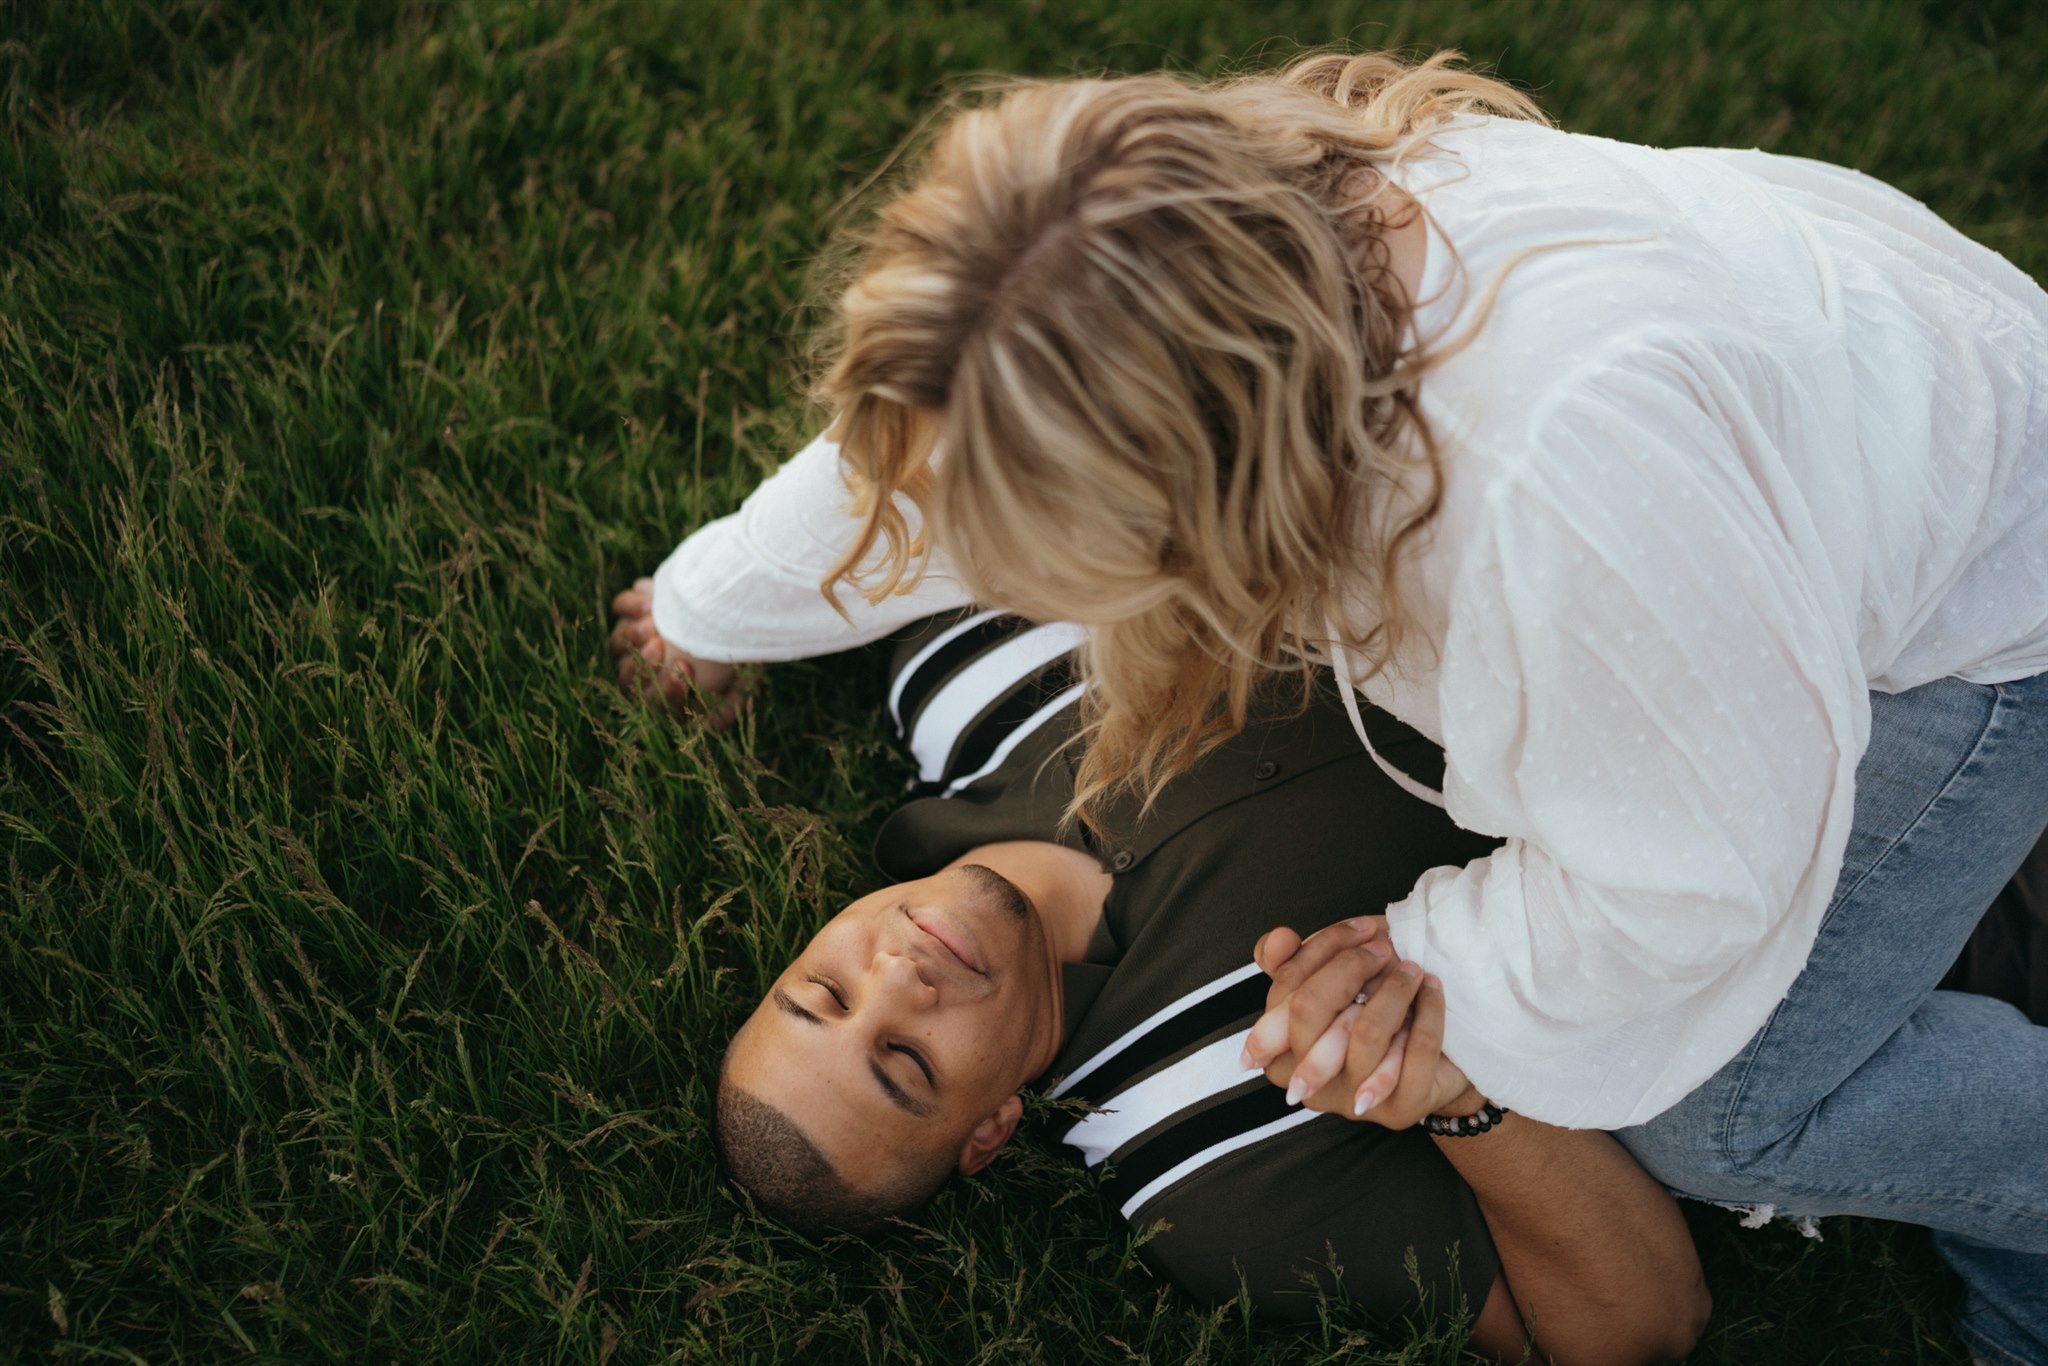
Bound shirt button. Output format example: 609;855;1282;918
1253;760;1280;781
1110;850;1135;872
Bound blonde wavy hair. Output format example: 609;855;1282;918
815;49;1547;826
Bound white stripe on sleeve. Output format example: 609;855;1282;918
907;621;1088;782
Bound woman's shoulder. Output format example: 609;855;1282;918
1401;118;1848;335
1400;139;1835;471
1398;126;1730;349
1397;115;1665;200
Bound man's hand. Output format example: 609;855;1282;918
609;578;746;724
1242;919;1479;1125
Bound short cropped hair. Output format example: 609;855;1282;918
714;1057;955;1235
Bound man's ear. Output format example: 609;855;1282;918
956;1094;1024;1176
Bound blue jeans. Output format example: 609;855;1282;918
1617;670;2048;1366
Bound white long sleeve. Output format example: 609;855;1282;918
1383;334;1871;1128
1364;116;2047;1127
651;432;972;663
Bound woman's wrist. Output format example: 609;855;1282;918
1432;1084;1489;1119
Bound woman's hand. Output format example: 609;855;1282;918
1243;919;1479;1125
609;578;747;725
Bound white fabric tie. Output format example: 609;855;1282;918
1322;618;1447;810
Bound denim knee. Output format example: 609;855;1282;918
1616;1092;1748;1198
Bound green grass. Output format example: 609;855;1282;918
2;0;2042;1360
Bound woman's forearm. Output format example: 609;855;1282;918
650;430;971;663
1436;1116;1708;1366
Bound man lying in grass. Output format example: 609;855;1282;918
612;597;1709;1364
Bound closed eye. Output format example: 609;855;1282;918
890;1041;935;1087
801;974;934;1092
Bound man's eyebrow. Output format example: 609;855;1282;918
869;1059;937;1120
771;986;820;1025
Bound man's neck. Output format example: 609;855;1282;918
950;839;1110;964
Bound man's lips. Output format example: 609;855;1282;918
911;911;987;975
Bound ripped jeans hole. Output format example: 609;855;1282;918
1669;1191;1827;1241
1733;1202;1825;1240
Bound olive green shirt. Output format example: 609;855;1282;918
873;611;1504;1322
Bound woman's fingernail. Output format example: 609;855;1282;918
1347;917;1376;935
1238;1047;1257;1072
1285;1076;1309;1106
1353;1088;1376;1117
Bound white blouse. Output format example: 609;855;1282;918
653;117;2048;1128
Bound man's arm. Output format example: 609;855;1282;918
1438;1108;1709;1365
1253;930;1708;1365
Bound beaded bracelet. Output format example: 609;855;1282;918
1419;1101;1508;1137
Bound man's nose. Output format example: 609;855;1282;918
872;944;938;1001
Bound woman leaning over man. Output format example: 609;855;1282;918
614;51;2048;1362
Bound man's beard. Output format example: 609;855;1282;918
955;863;1033;921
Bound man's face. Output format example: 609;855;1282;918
724;864;1066;1193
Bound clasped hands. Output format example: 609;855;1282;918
1240;916;1482;1126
